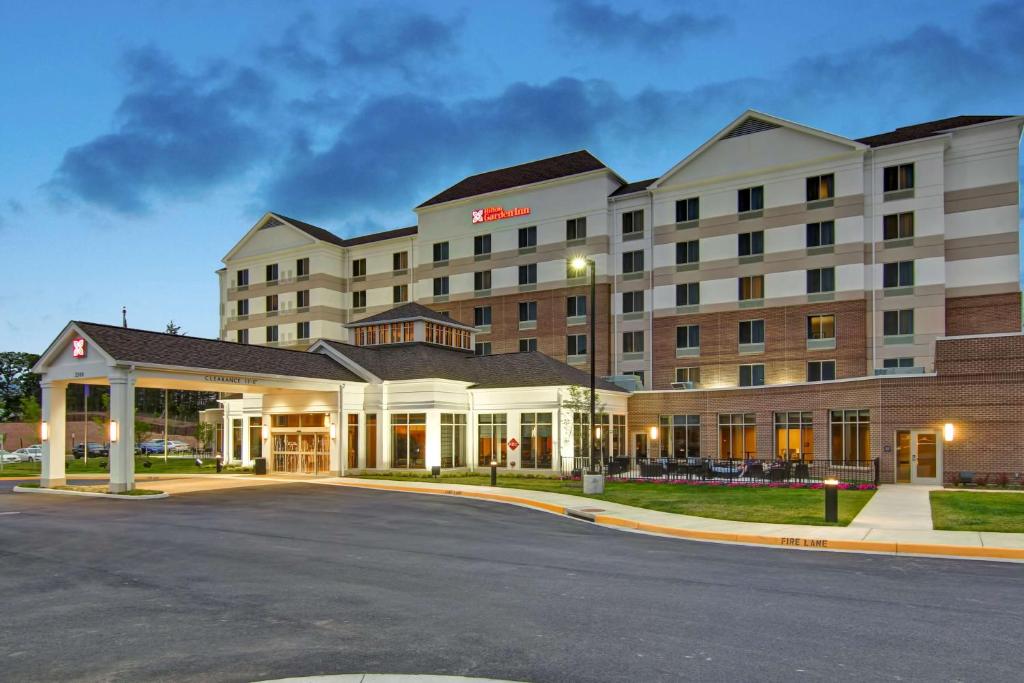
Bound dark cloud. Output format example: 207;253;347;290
46;47;273;214
552;0;730;53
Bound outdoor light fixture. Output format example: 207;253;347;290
943;423;955;442
570;256;588;273
823;478;839;523
594;426;602;440
109;420;119;443
329;422;337;440
262;424;270;441
649;426;658;441
40;421;49;442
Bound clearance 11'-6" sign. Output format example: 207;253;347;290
472;206;531;224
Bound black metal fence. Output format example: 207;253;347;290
560;456;880;486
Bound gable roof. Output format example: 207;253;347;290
609;177;657;198
318;340;627;391
270;213;347;247
854;115;1015;147
417;150;609;208
347;302;473;329
70;322;363;382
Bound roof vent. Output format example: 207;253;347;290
262;217;284;229
722;118;781;140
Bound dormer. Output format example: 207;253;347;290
345;302;475;351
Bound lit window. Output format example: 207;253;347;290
806;173;835;201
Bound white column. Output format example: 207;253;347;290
425;411;441;470
240;417;251;465
331;410;343;475
507;411;522;470
357;412;367;468
108;371;135;493
222;403;233;463
380;410;391;469
40;380;67;487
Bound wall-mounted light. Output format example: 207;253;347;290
262;424;270;441
594;426;602;440
649;426;658;441
329;422;337;440
109;420;119;443
943;423;955;442
41;421;49;441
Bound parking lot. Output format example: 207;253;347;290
1;481;1022;682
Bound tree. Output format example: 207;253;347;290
561;385;606;465
165;321;184;335
195;422;215;453
19;395;41;425
0;352;41;421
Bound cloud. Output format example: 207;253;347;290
552;0;730;53
46;47;274;214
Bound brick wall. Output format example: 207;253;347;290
945;292;1021;336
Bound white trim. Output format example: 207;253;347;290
629;372;938;395
937;331;1024;341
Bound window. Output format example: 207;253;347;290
883;309;914;336
474;306;491;327
622;209;644;235
266;325;279;343
883;261;914;288
266;263;278;283
808;314;835;340
393;251;408;271
739;364;765;387
675;367;700;385
474;342;491;356
739;319;765;344
883;163;914;192
884;357;914;368
296;290;309;308
676;283;700;306
237;299;249;316
574;412;611;460
474;270;491;291
567;295;587;317
474;234;491;256
352;290;366;308
806;221;835;247
676;239;699;265
807;360;835;382
675;197;699;223
737;186;764;213
236;269;249;288
738;231;764;256
518;225;537;249
622;331;644;353
236;329;248;344
518;263;537;285
719;413;756;459
830;409;870;465
807;267;836;294
622;291;644;314
433;276;449;296
519;300;537;323
297;257;310;277
352;259;366;278
775;412;814;461
520;413;553;469
440;414;467;468
266;294;279;312
393;284;408;303
738;275;764;300
567;334;587;356
676;324;700;349
519;338;537;352
883;212;914;240
622;250;644;274
391;413;427;469
806;173;835;201
658;415;701;458
478;414;507;466
297;321;310;340
566;217;587;241
433;242;449;263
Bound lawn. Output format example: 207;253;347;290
355;473;875;526
0;457;247;478
18;483;164;496
930;491;1024;533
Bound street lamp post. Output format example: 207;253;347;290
571;256;597;474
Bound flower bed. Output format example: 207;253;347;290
564;476;876;491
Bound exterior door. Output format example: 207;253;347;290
633;433;648;460
895;430;912;483
911;431;941;485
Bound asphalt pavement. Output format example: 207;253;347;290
0;481;1021;682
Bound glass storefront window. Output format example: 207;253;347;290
774;412;813;461
347;414;359;468
391;413;426;469
718;413;756;459
248;417;262;460
478;414;507;466
658;415;700;458
520;413;553;468
830;409;870;465
440;414;467;468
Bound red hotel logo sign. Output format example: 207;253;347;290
71;337;87;358
507;438;519;451
471;206;531;224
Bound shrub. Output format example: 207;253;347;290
994;472;1010;488
975;473;989;487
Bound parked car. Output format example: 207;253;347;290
0;450;21;464
72;442;109;458
138;439;191;454
12;445;43;462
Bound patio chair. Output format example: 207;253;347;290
745;462;765;480
768;462;792;482
793;462;810;480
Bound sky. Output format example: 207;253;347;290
1;0;1022;352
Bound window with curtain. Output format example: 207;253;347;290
391;413;426;469
520;413;552;468
440;413;466;468
718;413;756;459
478;414;507;466
774;412;814;461
830;409;870;465
658;415;700;459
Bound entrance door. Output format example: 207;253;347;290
895;431;912;483
911;431;941;485
633;433;648;460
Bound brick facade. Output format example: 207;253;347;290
944;292;1022;336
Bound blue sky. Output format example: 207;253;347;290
1;0;1021;352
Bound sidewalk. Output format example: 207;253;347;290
850;484;939;530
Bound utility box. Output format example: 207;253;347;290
253;457;267;475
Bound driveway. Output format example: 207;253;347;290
0;483;1021;682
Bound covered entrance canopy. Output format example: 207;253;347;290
32;321;364;492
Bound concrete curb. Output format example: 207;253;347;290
12;485;169;501
328;480;1024;563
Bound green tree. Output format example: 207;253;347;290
0;352;41;421
195;422;215;451
165;321;184;335
19;395;41;424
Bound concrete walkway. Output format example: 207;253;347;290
850;484;940;530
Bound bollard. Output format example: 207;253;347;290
490;459;498;487
824;478;839;523
216;456;223;474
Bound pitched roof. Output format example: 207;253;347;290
348;302;464;327
319;340;627;391
270;213;347;247
417;150;608;208
855;115;1014;147
609;177;657;197
271;213;418;248
342;225;417;246
74;322;363;382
